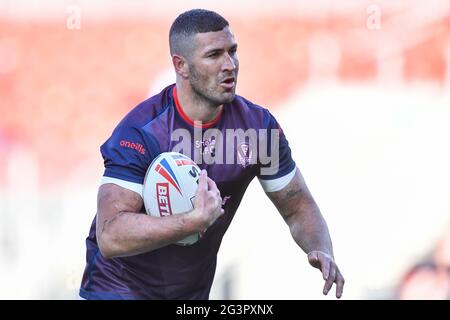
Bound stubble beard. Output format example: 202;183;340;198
189;66;236;107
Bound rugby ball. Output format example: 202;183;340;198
143;152;201;245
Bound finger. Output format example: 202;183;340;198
215;195;223;209
207;177;219;192
320;255;330;281
323;263;336;295
213;183;221;197
335;270;345;299
197;170;208;192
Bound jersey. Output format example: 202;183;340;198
79;84;296;299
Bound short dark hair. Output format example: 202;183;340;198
169;9;229;57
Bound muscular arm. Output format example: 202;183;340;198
96;184;198;258
97;170;223;259
265;168;345;298
266;168;332;255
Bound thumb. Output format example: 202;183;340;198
308;251;330;281
308;251;321;269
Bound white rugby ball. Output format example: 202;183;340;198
143;152;201;245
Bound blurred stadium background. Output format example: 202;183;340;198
1;0;450;299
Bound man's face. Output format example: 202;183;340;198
187;27;239;106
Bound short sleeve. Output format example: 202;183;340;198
100;125;158;197
257;111;296;192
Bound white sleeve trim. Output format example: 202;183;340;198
100;176;143;198
258;167;297;193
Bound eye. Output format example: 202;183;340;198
207;51;220;58
229;45;238;55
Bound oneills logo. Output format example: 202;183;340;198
119;140;146;155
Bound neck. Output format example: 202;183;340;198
175;82;223;124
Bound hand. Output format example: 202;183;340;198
191;170;224;230
308;250;345;299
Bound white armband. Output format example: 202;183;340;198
100;176;143;198
258;167;296;192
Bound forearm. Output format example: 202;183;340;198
266;165;345;297
267;168;334;257
98;210;199;258
96;173;223;259
286;202;334;257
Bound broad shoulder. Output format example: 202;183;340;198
231;95;274;127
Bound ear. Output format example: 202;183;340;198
172;55;189;79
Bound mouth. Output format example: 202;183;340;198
220;76;236;90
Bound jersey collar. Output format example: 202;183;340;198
173;86;224;129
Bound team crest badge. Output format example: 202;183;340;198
237;142;253;168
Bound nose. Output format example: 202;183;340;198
222;53;237;72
